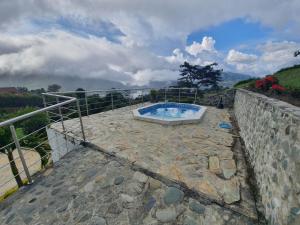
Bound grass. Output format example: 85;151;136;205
16;128;25;139
233;64;300;91
0;186;19;202
0;178;28;202
234;78;258;89
274;66;300;91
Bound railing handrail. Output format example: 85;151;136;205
0;94;76;128
0;86;198;191
0;87;198;127
49;87;197;95
48;88;152;95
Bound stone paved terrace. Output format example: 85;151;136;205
0;147;259;225
52;103;259;220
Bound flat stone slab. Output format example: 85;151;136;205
163;187;184;205
0;147;258;225
220;159;237;179
51;104;258;218
209;156;221;174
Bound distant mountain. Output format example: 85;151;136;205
142;72;252;88
220;72;252;87
0;71;252;91
146;80;177;88
0;75;127;91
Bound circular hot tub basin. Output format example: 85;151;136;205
132;102;207;125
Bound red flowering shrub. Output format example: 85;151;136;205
255;75;281;92
271;84;286;92
255;80;264;89
265;75;278;83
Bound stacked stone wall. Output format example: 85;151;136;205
234;89;300;225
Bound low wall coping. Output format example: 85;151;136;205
237;88;300;119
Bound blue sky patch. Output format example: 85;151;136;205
31;17;125;42
187;18;273;52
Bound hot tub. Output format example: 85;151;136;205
133;102;206;125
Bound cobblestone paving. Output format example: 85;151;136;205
57;104;257;219
0;148;259;225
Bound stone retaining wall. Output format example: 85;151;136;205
234;89;300;225
46;128;82;163
198;89;235;108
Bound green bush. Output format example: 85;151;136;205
0;94;42;108
233;78;259;88
150;89;158;102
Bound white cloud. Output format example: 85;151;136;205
0;30;180;85
226;41;300;75
1;1;300;44
0;0;300;84
165;49;185;64
226;50;258;64
185;37;216;56
130;69;178;86
165;38;224;70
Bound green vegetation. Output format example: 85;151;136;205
150;89;158;102
234;65;300;93
234;78;259;89
176;61;222;89
0;185;19;202
0;93;42;108
47;84;61;92
274;65;300;92
0;107;50;189
233;65;300;105
0;178;29;201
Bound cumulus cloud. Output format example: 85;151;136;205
226;41;300;75
165;38;224;71
1;1;300;39
165;49;186;64
0;30;181;85
185;37;216;56
0;0;300;85
226;50;258;64
130;69;178;86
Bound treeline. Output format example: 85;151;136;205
0;94;43;108
0;107;50;162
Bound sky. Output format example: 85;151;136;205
0;0;300;86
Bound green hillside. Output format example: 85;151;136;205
234;64;300;91
274;65;300;91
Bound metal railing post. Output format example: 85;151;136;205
10;125;33;184
127;90;131;107
76;100;86;142
56;97;66;132
164;88;167;102
141;89;144;104
42;95;50;124
111;92;114;110
178;88;181;103
85;92;89;116
194;89;198;104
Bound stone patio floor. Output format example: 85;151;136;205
57;104;258;219
0;147;259;225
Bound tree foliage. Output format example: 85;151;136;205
75;88;86;99
0;126;12;150
0;94;42;108
177;61;222;89
21;113;48;134
47;84;61;92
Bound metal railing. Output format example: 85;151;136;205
0;87;198;197
0;93;86;197
50;87;198;118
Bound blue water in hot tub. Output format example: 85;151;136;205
138;103;200;119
